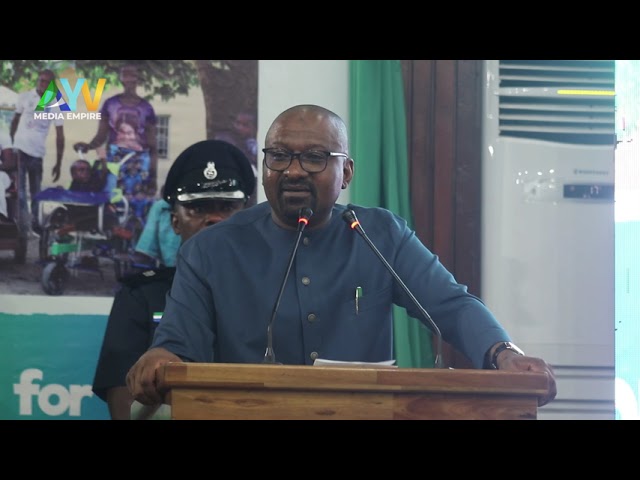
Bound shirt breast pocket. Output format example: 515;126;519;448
345;285;392;317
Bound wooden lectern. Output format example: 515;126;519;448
154;362;549;420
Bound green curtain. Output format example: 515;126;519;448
348;60;434;368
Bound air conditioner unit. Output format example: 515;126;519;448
481;60;616;420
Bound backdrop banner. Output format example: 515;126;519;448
0;61;259;420
0;296;111;420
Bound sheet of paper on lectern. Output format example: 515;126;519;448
312;358;397;368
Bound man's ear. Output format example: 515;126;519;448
170;208;180;235
342;157;354;187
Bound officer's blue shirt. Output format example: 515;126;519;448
135;199;181;267
151;202;510;368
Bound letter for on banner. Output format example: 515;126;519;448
13;368;43;416
68;385;94;416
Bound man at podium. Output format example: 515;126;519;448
126;104;557;410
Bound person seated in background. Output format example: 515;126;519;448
33;152;120;236
92;139;256;419
68;145;118;196
69;158;110;193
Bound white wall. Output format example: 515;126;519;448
256;60;350;204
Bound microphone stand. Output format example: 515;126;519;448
343;207;444;369
263;208;313;364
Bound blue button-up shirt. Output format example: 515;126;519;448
152;202;510;368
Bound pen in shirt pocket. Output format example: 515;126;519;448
355;286;363;315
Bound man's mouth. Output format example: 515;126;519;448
282;190;310;200
281;184;311;197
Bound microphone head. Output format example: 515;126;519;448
297;207;313;231
298;207;314;222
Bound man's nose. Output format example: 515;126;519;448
284;156;308;176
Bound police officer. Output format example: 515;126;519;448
92;139;256;420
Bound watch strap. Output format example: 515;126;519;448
490;342;525;369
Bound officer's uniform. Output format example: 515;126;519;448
92;267;175;402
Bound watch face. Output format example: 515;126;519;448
503;342;524;356
510;343;525;356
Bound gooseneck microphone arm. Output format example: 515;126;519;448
263;207;314;364
342;207;444;369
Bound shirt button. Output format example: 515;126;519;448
307;313;317;323
310;351;318;361
301;276;310;286
303;237;310;246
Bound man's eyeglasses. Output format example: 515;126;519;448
262;148;348;173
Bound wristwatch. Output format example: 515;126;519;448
489;342;525;370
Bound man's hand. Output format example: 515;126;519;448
73;142;91;154
126;347;182;405
52;163;61;182
497;351;558;407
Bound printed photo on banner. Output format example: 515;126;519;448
0;60;258;298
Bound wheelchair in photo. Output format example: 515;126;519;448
35;186;144;295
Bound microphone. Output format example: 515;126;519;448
263;207;314;364
342;205;444;369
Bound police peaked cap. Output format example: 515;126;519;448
163;139;256;205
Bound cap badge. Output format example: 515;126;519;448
203;162;218;180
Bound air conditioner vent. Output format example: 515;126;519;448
498;60;615;144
